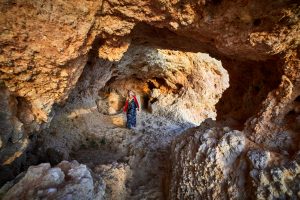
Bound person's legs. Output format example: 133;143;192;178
132;113;136;127
127;113;133;129
126;117;131;129
126;106;137;129
126;121;131;129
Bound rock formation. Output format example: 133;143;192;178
0;0;299;199
170;119;300;199
1;161;105;200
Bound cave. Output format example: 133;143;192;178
0;0;300;199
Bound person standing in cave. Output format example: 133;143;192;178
123;90;140;129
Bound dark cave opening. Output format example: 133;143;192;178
253;18;262;27
147;80;156;90
215;58;283;126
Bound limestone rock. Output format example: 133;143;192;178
2;161;105;200
170;120;246;199
251;156;300;199
94;162;132;200
170;120;300;199
247;149;270;169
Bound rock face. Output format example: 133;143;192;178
2;161;105;200
0;0;102;179
170;120;247;199
0;0;300;199
1;0;99;122
170;119;300;199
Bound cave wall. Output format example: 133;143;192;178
0;0;101;175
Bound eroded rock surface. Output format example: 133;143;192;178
2;161;105;200
170;119;300;199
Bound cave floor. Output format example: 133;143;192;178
68;111;191;200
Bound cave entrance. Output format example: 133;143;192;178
215;58;282;127
90;23;283;129
36;23;284;200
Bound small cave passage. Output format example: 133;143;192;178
141;94;152;112
147;80;157;90
216;58;282;127
253;18;262;27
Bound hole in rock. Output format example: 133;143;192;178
142;94;151;111
175;83;183;91
147;80;156;90
209;0;222;5
253;18;262;26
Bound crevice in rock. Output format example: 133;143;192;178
253;18;262;27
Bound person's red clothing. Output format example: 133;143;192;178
123;96;139;112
